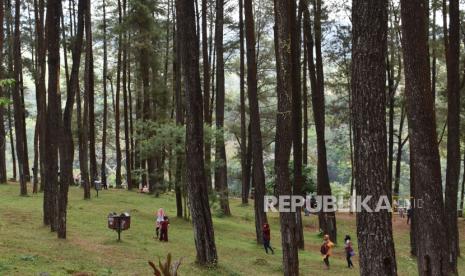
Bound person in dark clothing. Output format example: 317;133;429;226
407;206;413;224
344;235;354;268
159;216;169;242
262;223;274;254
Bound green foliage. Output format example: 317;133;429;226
148;253;182;276
0;78;15;88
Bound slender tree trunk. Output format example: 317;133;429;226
244;0;268;244
44;0;62;231
444;0;460;272
239;0;248;205
310;0;337;242
274;0;299;274
86;0;97;186
202;0;212;192
115;0;123;189
58;0;85;238
122;0;132;190
176;0;218;265
400;0;449;274
13;0;27;196
6;0;16;182
302;23;308;168
387;56;395;194
34;0;46;194
214;0;231;216
459;150;465;217
0;0;7;184
81;0;91;198
393;106;406;196
351;0;398;274
101;0;108;189
293;0;304;250
173;15;183;218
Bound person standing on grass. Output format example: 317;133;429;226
321;234;334;269
155;208;165;238
262;223;274;254
407;206;413;224
159;216;169;242
344;235;355;268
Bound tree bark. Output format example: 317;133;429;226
351;0;398;274
173;14;183;218
115;0;123;189
13;0;27;196
444;0;460;272
176;0;218;265
274;0;299;274
400;0;449;274
0;0;7;184
310;0;337;242
244;0;268;244
393;105;406;196
122;0;132;190
202;0;212;192
101;0;108;189
239;0;249;205
214;0;231;216
44;0;62;231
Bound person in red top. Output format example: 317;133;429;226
159;216;169;242
262;223;274;254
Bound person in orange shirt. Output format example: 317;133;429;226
320;234;335;269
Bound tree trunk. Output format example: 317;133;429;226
0;0;7;184
239;0;249;205
101;0;108;189
173;15;183;218
293;0;304;250
115;0;123;189
309;0;337;242
244;0;268;244
13;0;27;196
175;0;218;265
44;0;62;231
58;0;85;238
351;0;398;274
6;0;16;182
122;0;132;190
444;0;460;272
274;0;299;274
202;0;212;192
459;150;465;217
214;0;231;216
85;0;97;186
393;106;406;196
400;0;449;274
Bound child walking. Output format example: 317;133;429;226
159;216;169;242
321;234;334;269
262;223;274;254
344;235;355;268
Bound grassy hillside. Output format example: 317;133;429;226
0;183;464;275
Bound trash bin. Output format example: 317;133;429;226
108;212;130;241
108;212;119;230
120;212;131;230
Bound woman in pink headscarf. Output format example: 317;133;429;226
155;208;166;238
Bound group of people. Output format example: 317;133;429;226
262;223;355;269
153;209;356;269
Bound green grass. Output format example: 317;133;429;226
0;182;464;276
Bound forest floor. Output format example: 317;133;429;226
0;182;464;276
